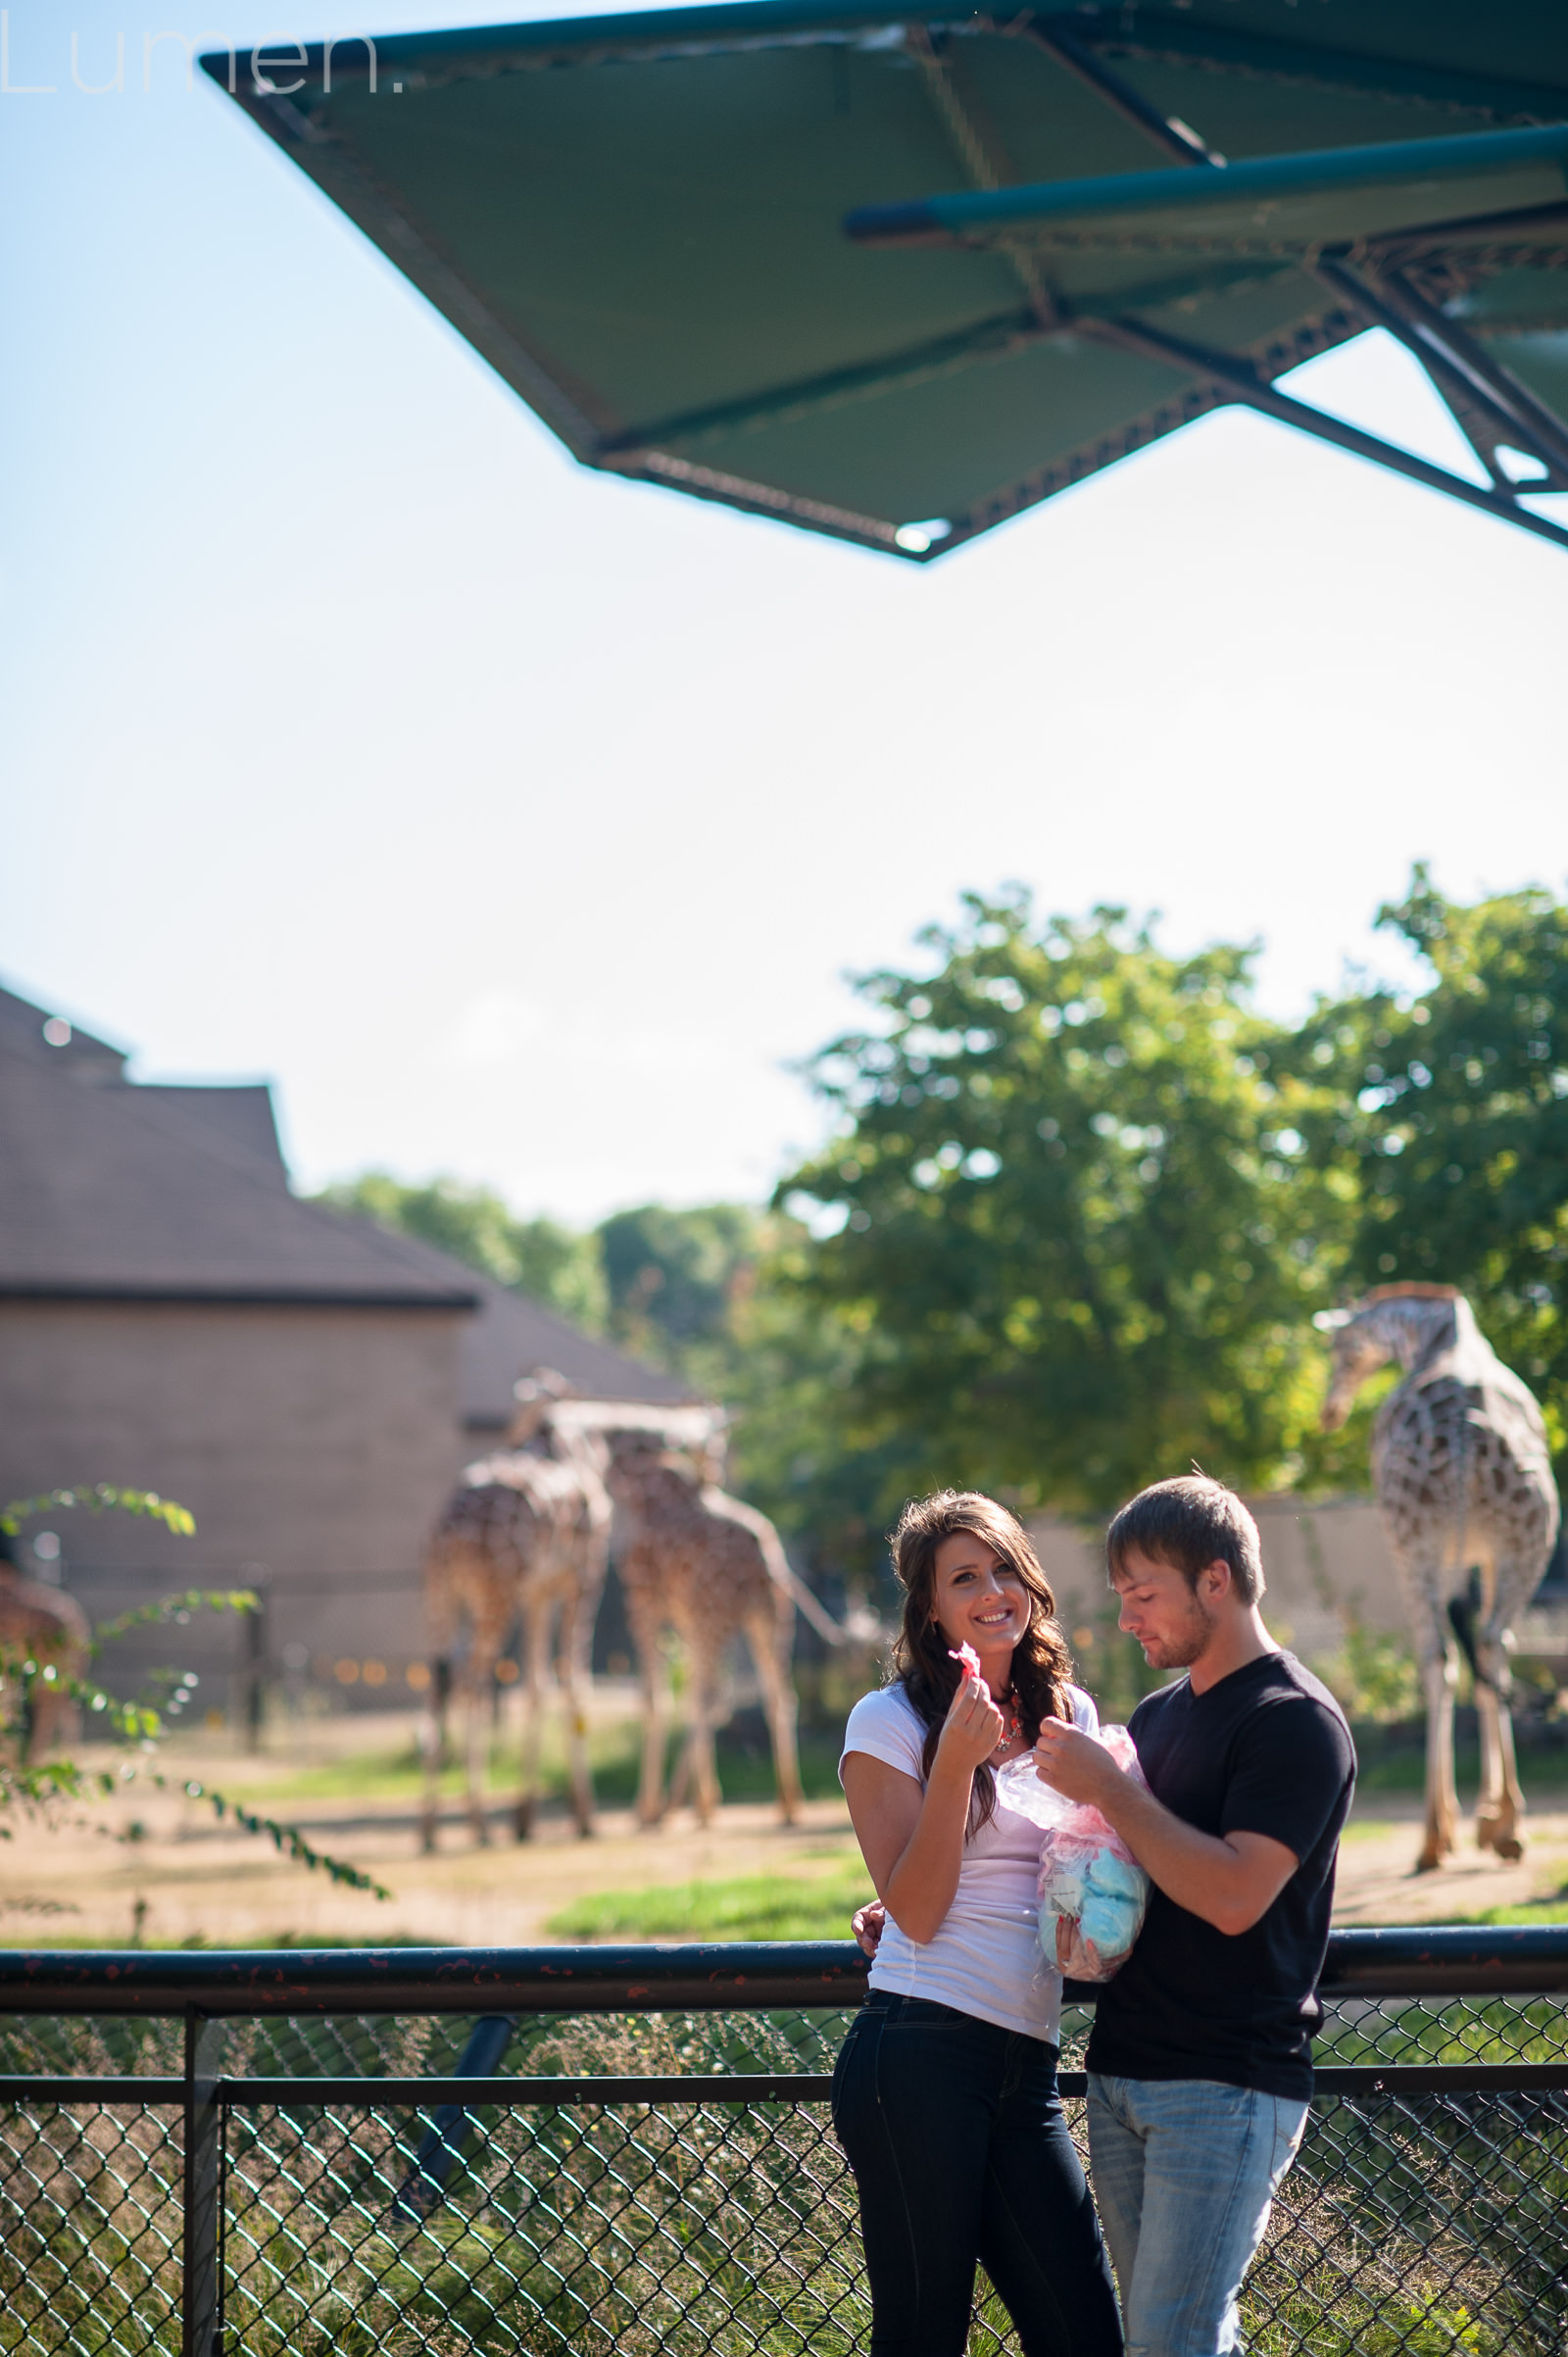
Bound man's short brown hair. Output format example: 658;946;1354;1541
1105;1475;1265;1606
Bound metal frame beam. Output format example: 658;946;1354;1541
906;25;1060;327
598;306;1054;456
1024;15;1218;168
1318;254;1568;489
181;2012;227;2357
9;1927;1568;2009
1057;11;1568;130
1088;314;1568;553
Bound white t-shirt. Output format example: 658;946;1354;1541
839;1679;1100;2044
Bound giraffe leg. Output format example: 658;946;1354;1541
666;1733;692;1814
465;1655;495;1846
746;1607;803;1826
1415;1643;1460;1873
418;1672;445;1854
1483;1532;1550;1861
514;1600;549;1841
1385;1541;1459;1876
1474;1556;1528;1861
559;1584;598;1840
418;1644;454;1855
628;1592;668;1829
685;1644;721;1825
1474;1675;1525;1862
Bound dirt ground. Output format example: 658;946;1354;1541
4;1708;1566;1949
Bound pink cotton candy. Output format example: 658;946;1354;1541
948;1644;983;1681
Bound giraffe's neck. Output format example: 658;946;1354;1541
1372;1297;1494;1387
1378;1300;1454;1371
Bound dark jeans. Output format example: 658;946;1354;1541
832;1991;1123;2357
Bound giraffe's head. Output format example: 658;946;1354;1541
1314;1284;1462;1428
507;1366;577;1447
543;1399;729;1491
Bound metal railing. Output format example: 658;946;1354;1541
1;1929;1565;2357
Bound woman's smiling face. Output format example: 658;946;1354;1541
930;1530;1030;1661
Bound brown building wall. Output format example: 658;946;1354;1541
1030;1496;1566;1676
0;1301;470;1690
1028;1497;1410;1675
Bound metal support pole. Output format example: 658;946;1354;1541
182;2010;228;2357
1026;16;1220;168
391;2012;518;2223
241;1569;269;1756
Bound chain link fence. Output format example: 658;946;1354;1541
1;1937;1565;2357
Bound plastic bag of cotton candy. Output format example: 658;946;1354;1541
996;1729;1152;1983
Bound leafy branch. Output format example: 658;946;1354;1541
1;1485;195;1539
2;1489;392;1907
90;1590;259;1652
183;1781;391;1897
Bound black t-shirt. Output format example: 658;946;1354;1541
1085;1650;1356;2100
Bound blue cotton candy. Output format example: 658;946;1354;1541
1080;1850;1147;1955
1038;1844;1146;1966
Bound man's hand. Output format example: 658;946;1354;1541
1033;1718;1129;1808
852;1899;885;1958
1035;1721;1298;1938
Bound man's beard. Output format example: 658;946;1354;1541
1141;1595;1216;1669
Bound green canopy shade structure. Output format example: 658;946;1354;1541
205;2;1568;559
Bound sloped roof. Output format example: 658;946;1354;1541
0;981;128;1085
0;983;286;1177
0;980;704;1406
455;1274;703;1423
134;1086;286;1174
0;1036;476;1306
290;1204;703;1411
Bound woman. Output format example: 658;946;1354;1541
834;1489;1122;2357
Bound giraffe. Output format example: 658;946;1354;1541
0;1555;90;1760
1317;1284;1560;1872
579;1413;849;1828
418;1373;612;1851
541;1397;855;1821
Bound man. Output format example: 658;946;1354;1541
1032;1474;1355;2357
854;1473;1355;2357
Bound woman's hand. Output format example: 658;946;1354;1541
934;1671;1005;1776
842;1671;1004;1951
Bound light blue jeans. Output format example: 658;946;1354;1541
1086;2074;1309;2357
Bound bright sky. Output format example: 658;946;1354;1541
6;1;1568;1222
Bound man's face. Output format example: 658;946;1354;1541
1110;1546;1220;1670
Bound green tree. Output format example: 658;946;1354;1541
583;1203;883;1572
1294;867;1568;1463
317;1173;608;1332
774;889;1349;1519
599;1203;762;1377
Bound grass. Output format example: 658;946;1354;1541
1348;1727;1568;1800
547;1857;874;1942
1441;1894;1568;1927
224;1718;850;1812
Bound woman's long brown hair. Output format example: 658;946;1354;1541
889;1490;1075;1834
